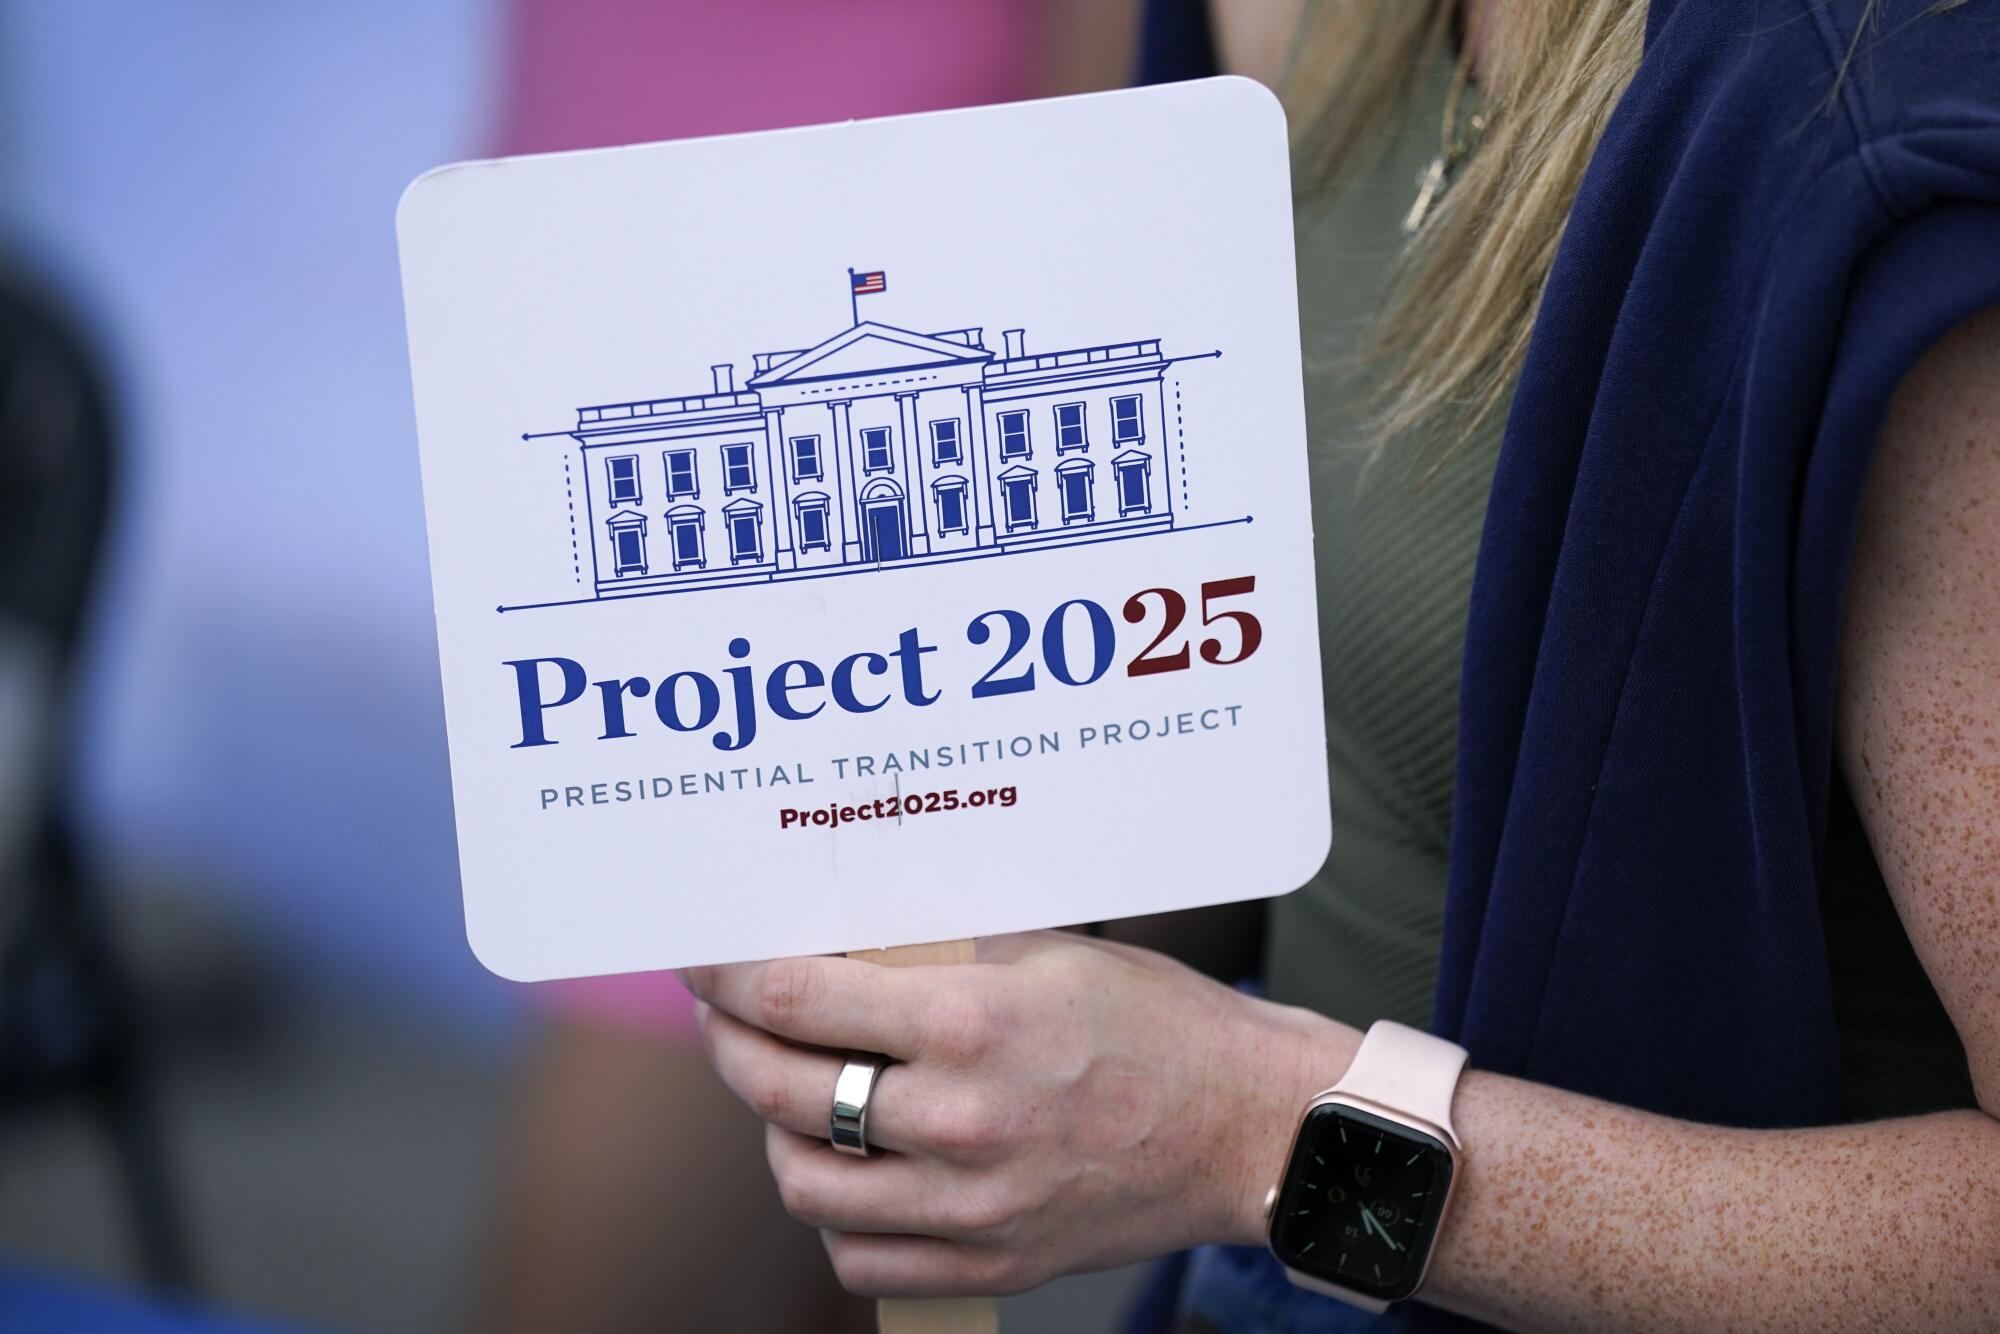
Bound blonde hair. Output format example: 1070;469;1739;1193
1281;0;1646;463
1280;0;1974;466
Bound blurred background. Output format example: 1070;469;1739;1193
0;2;1157;1330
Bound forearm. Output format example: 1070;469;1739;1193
1222;1022;2000;1332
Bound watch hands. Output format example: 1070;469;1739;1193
1358;1203;1404;1251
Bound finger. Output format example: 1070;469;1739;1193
702;1005;926;1153
766;1125;992;1238
820;1228;1028;1300
682;955;965;1059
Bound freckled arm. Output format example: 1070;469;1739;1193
1309;308;2000;1332
1836;305;2000;1136
1399;1073;2000;1331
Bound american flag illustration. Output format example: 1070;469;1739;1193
850;269;887;296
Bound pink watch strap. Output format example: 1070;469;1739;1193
1327;1020;1469;1145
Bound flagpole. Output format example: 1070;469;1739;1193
847;268;858;328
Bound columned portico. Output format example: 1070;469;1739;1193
763;405;796;570
961;383;996;543
829;399;861;561
896;391;931;556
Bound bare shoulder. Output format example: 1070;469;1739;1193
1838;302;2000;1112
1209;0;1306;85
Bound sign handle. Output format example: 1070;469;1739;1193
848;940;999;1334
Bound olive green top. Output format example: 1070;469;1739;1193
1263;62;1974;1122
1264;62;1492;1039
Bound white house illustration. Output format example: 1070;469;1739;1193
537;316;1204;603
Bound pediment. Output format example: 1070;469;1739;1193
748;322;990;387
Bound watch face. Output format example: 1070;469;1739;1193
1269;1101;1454;1303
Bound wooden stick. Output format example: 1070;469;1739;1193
848;940;978;968
848;940;999;1334
875;1297;1000;1334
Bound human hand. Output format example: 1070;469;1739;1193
683;931;1357;1297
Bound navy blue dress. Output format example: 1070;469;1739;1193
1138;0;2000;1329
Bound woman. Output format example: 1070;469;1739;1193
684;1;2000;1329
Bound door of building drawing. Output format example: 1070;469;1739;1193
862;498;907;563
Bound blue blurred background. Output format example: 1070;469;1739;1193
4;0;501;1035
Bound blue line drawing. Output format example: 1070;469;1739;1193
508;286;1221;614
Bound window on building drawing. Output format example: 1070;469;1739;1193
1054;402;1088;453
1001;471;1037;531
725;503;764;564
997;410;1031;459
1056;458;1095;524
931;417;963;466
664;449;700;499
607;517;648;576
1115;452;1153;515
1111;395;1144;444
606;454;642;505
668;508;705;570
934;479;970;535
793;493;832;551
791;435;823;482
862;426;894;473
722;442;756;494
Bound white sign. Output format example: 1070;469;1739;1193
398;77;1329;980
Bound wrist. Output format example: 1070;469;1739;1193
1209;997;1362;1247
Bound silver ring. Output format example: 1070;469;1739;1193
830;1054;887;1157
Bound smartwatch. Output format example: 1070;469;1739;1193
1263;1020;1469;1311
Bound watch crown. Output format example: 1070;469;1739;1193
1261;1185;1277;1223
